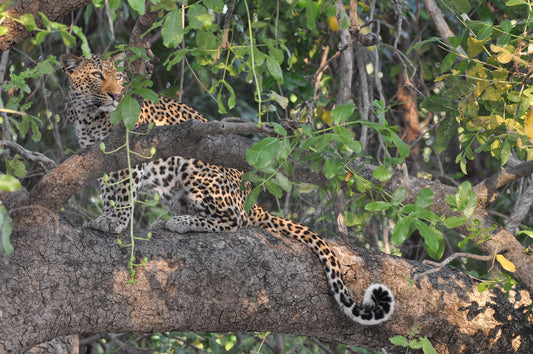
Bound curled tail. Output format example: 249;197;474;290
249;205;394;325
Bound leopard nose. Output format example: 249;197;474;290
108;92;122;102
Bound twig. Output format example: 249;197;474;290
0;140;57;168
413;252;499;282
213;0;236;64
184;57;218;104
310;37;358;85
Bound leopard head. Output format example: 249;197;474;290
60;53;127;118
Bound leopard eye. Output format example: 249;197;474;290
91;71;105;80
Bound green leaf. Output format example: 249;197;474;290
517;230;533;239
365;201;391;212
221;80;236;110
410;209;441;223
0;205;14;257
72;26;91;57
128;0;145;15
188;4;211;29
442;216;467;228
204;0;225;13
505;0;527;6
450;0;471;14
266;55;283;83
275;173;292;192
109;109;121;126
265;180;283;198
389;336;409;347
305;0;319;30
19;13;37;31
33;31;47;45
433;117;457;153
392;133;410;159
134;88;159;103
500;138;510;166
456;181;478;218
373;165;392;183
414;220;440;253
269;91;289;110
243;185;261;212
391;187;406;205
323;158;342;179
392;217;412;244
407;37;440;54
31;120;41;142
246;137;281;170
0;27;8;36
441;52;457;73
60;30;76;47
421;337;438;354
0;175;21;192
117;96;141;130
162;10;184;48
415;188;433;208
270;122;287;137
331;102;355;124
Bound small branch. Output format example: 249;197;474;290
413;252;498;282
420;0;467;58
0;140;56;168
128;1;158;75
474;160;533;205
213;0;236;64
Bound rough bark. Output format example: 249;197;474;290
1;205;531;353
0;0;92;52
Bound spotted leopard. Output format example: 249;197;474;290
61;53;395;325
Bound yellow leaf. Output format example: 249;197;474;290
490;44;528;66
496;254;516;272
467;37;485;57
526;106;533;144
322;110;333;126
327;17;339;32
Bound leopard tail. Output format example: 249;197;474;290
248;204;394;325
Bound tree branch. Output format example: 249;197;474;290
1;205;531;353
26;121;533;294
0;0;92;51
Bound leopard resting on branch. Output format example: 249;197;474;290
60;52;395;325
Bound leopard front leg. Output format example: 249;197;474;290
87;166;142;233
151;215;240;233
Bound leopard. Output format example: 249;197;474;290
61;53;395;325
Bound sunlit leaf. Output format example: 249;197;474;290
496;254;516;272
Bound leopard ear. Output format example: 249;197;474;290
113;52;126;67
60;54;85;74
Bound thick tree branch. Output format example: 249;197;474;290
26;122;533;294
1;206;531;353
0;0;92;52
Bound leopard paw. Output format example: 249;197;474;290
87;216;127;234
150;217;195;234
